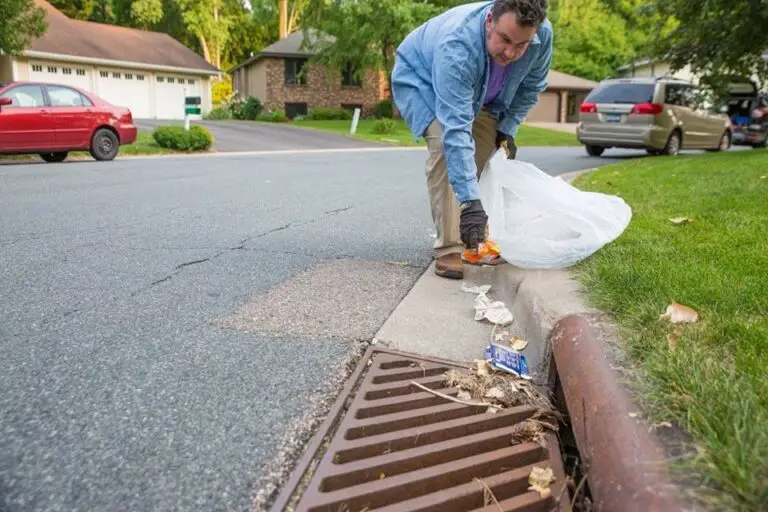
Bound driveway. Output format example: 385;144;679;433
0;145;731;510
135;118;380;152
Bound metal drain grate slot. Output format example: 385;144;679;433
272;348;568;512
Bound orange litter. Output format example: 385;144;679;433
463;240;502;265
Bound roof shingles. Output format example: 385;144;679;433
26;0;219;73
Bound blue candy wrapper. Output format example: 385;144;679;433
484;343;531;380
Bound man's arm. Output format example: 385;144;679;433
432;39;481;204
498;31;553;138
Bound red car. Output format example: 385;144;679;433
0;80;137;162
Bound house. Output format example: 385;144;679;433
616;52;768;85
230;30;597;123
229;31;388;119
525;70;598;123
0;0;220;119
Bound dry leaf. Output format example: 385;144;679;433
669;217;691;225
484;387;506;400
457;390;472;401
474;359;492;377
510;336;529;351
660;302;699;324
528;467;555;498
379;472;386;479
667;330;682;351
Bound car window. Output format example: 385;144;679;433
585;83;655;104
47;86;92;107
664;84;689;107
0;85;45;107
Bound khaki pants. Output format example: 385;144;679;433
424;110;498;258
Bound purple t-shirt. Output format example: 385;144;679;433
484;58;512;105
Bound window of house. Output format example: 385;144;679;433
0;85;45;107
157;76;165;83
284;58;307;85
31;64;43;72
341;63;362;87
62;68;72;75
188;79;195;85
47;85;92;107
168;77;175;83
136;74;145;81
100;71;109;78
112;72;121;79
76;69;86;76
125;73;133;80
47;66;58;73
284;102;308;119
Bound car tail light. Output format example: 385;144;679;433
630;103;664;115
580;102;597;113
752;108;766;119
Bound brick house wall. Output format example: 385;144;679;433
263;57;386;117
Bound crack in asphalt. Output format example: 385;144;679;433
31;206;358;329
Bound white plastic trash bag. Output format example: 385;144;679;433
478;151;632;269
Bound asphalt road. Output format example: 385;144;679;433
0;145;664;510
134;119;380;152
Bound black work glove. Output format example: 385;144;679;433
459;199;488;250
495;131;517;159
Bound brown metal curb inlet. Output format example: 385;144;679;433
270;347;570;512
550;315;686;512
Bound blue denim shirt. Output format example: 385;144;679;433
391;1;553;203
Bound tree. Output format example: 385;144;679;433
300;0;439;96
0;0;47;55
176;0;233;69
549;0;636;81
648;0;768;91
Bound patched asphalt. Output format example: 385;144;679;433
1;145;625;510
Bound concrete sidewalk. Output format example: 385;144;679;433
526;121;579;134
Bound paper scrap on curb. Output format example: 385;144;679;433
485;342;531;380
461;283;514;326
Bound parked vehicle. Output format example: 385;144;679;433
721;78;768;148
576;77;732;157
0;80;137;162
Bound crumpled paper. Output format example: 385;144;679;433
461;283;514;326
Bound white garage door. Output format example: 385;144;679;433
29;62;92;91
155;75;201;120
96;69;152;119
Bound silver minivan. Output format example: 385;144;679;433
576;77;732;157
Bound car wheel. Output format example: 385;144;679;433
662;130;681;156
39;152;68;163
90;128;120;161
585;144;605;157
707;131;731;152
751;135;767;149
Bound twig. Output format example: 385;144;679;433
474;477;503;511
410;381;502;410
570;471;589;510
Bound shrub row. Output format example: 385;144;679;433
152;125;214;151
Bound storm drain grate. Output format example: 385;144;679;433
272;348;568;512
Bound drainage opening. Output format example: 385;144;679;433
270;347;574;512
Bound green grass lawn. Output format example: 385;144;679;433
573;150;768;510
292;118;579;147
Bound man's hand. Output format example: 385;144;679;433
495;131;517;159
459;200;488;250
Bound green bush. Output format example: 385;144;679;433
371;118;397;135
305;107;352;120
374;99;393;119
242;96;263;120
203;107;232;120
152;125;214;151
256;110;289;123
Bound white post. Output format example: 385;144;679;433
184;113;190;131
350;108;361;134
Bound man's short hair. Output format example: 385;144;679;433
491;0;548;27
